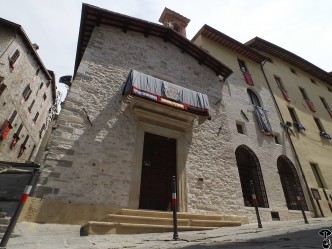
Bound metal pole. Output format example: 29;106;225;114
297;196;309;224
171;176;179;241
250;180;262;228
294;185;308;224
0;168;39;248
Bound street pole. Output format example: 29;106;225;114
250;180;262;228
171;176;179;241
0;168;39;248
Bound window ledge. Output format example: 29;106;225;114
244;206;271;212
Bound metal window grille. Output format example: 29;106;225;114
235;145;269;208
277;156;308;211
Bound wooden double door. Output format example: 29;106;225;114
139;132;177;211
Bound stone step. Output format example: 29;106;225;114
101;214;190;226
0;212;6;218
118;209;243;222
190;219;240;227
0;232;20;239
0;218;10;225
81;221;215;236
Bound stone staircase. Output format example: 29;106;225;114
0;211;10;240
81;208;246;236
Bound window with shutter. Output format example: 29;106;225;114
28;100;35;112
9;49;20;71
32;112;39;123
22;85;32;101
46;80;51;87
39;123;46;138
0;77;7;96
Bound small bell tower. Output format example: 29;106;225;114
159;8;190;38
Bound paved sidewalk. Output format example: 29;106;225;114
3;217;332;248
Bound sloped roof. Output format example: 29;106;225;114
74;4;233;79
0;18;57;100
192;25;267;64
0;18;52;81
246;37;332;85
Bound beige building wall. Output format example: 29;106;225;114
193;34;315;221
260;53;332;217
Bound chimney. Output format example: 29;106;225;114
32;43;39;50
159;8;190;38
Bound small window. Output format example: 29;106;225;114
290;68;297;74
310;78;317;84
46;80;51;87
28;100;35;112
236;123;244;134
22;85;32;101
0;76;7;96
9;49;20;66
39;82;44;90
32;112;39;123
288;107;299;123
313;117;324;132
22;134;29;146
310;163;325;188
9;110;17;124
299;87;309;100
39;123;46;138
271;212;280;221
274;76;284;90
16;123;23;136
274;134;280;144
320;97;330;110
238;59;248;72
36;67;40;75
43;93;47;101
247;89;261;107
328;87;332;92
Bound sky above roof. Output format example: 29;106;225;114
1;0;331;100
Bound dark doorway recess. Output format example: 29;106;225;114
139;132;177;211
277;156;308;211
235;145;269;208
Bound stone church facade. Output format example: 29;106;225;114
24;5;315;224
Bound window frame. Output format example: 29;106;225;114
32;111;39;123
288;107;299;123
22;85;32;101
247;89;261;107
313;117;324;132
238;59;249;73
299;87;309;100
310;163;325;188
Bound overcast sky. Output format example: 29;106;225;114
1;0;331;100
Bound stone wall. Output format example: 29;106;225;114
34;25;246;217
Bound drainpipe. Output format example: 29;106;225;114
0;28;17;60
260;60;318;217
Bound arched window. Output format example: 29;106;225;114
277;156;308;210
247;89;261;107
235;145;269;208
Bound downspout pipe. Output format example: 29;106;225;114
260;60;318;217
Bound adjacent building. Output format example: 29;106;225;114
0;18;57;214
0;18;57;162
192;25;313;221
246;37;332;217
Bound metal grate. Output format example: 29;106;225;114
277;156;308;211
235;145;269;208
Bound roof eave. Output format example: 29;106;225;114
73;4;232;80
